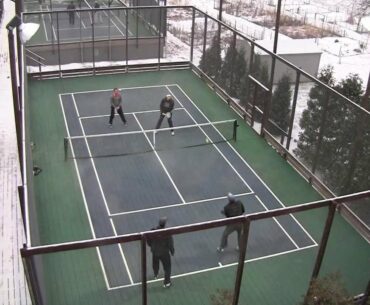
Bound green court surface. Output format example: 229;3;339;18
27;69;370;305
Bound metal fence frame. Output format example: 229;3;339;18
8;4;370;305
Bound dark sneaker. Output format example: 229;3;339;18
163;282;171;288
217;247;224;253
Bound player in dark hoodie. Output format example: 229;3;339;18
147;217;175;288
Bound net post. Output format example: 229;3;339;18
233;120;238;141
64;137;68;161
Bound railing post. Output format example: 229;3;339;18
157;6;162;69
304;202;337;303
21;249;44;305
141;235;147;305
286;70;300;152
232;218;251;305
190;7;195;62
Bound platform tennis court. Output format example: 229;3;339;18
24;1;157;44
58;83;317;290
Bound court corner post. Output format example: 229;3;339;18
232;217;251;305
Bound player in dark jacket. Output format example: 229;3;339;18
155;94;175;135
147;217;175;288
217;193;245;252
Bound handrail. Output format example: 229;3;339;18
25;48;46;62
20;190;370;256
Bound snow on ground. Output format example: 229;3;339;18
168;0;370;87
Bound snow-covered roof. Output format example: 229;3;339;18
255;39;322;56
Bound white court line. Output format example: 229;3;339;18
255;195;299;249
79;107;184;120
132;113;186;204
166;86;254;195
101;4;134;36
110;192;254;217
166;86;299;255
60;83;179;96
108;243;317;290
109;219;134;284
59;94;111;290
172;84;318;246
71;94;113;216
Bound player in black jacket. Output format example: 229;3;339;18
147;217;175;288
155;94;175;135
217;193;245;252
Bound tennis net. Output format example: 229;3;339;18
64;119;238;159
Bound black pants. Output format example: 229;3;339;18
155;113;173;131
69;13;75;25
152;252;171;285
219;223;243;249
109;106;126;124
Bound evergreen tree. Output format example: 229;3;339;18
219;46;247;98
219;44;238;96
199;34;222;82
234;48;247;98
322;74;364;192
335;74;369;194
295;68;369;194
269;74;291;135
294;66;336;171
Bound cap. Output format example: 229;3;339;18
158;216;167;227
227;192;235;202
166;94;172;99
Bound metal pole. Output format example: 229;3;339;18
304;202;337;303
232;219;251;305
218;0;223;22
157;6;162;69
286;71;300;151
7;29;23;165
273;0;282;54
202;15;207;62
311;203;336;279
190;7;195;62
21;254;44;305
141;236;147;305
125;7;129;69
56;12;61;74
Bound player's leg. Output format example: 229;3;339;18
167;114;174;135
109;106;115;125
152;254;160;278
117;107;127;124
161;254;171;287
155;114;165;129
218;225;232;251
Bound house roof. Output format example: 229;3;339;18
255;38;322;56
